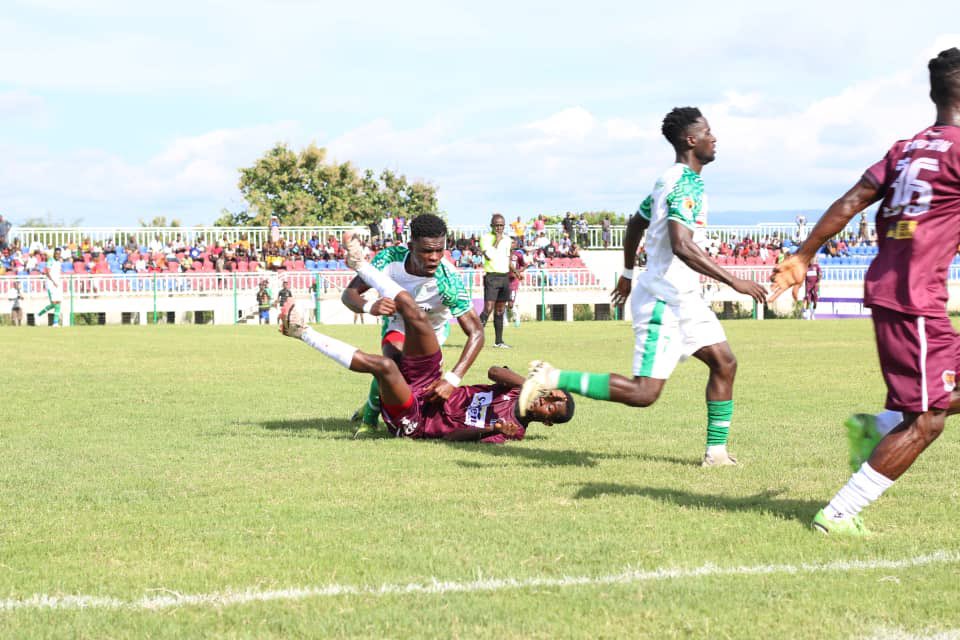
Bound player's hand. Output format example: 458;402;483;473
769;256;807;302
369;298;396;316
610;276;632;306
423;379;456;403
495;420;524;437
731;278;767;304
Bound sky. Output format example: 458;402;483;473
0;0;958;228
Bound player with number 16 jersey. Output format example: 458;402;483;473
863;125;960;316
769;47;960;536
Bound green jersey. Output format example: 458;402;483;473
636;163;708;302
370;246;471;331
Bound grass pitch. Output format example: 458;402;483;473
2;320;959;638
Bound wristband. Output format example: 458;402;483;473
621;268;635;280
362;300;374;314
443;371;462;387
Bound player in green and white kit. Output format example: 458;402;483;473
521;107;766;465
38;248;64;327
341;214;485;437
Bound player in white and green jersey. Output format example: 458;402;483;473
38;247;64;327
520;107;767;466
341;214;485;437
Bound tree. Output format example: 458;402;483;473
138;215;181;227
542;210;629;225
213;208;255;227
232;143;440;226
20;213;84;227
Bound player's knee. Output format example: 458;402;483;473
396;295;429;324
365;354;397;378
625;381;661;407
715;352;737;381
913;412;946;445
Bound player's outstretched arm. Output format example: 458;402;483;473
612;213;649;305
488;365;525;388
667;221;767;304
770;177;881;301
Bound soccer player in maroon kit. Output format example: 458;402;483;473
801;255;821;320
507;243;527;326
771;47;960;535
278;234;575;442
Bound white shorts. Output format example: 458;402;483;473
631;287;727;379
384;315;452;346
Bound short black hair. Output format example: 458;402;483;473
551;391;576;424
929;47;960;106
409;213;447;241
661;107;704;149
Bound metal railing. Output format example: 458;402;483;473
0;268;605;301
7;221;877;252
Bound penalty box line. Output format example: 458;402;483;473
2;550;959;613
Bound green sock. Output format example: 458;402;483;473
362;378;381;426
557;371;610;400
706;400;734;447
53;304;61;325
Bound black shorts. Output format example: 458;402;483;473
483;273;511;302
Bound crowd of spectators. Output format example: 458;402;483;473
0;209;884;279
0;232;354;278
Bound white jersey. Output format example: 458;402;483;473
46;260;63;302
370;246;471;332
635;163;708;302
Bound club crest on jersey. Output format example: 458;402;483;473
942;370;956;392
399;416;419;435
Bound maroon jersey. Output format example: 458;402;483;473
804;263;821;289
863;125;960;316
509;250;526;282
422;384;522;437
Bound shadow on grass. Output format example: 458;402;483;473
256;417;357;435
449;443;638;468
572;483;821;523
635;453;702;467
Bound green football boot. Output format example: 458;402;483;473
812;509;871;536
352;422;384;439
845;413;882;472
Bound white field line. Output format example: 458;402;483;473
2;550;958;613
863;629;960;640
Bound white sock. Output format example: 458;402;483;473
875;410;903;437
301;327;358;369
824;462;894;520
355;263;405;300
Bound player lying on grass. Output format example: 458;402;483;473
518;107;767;467
770;47;960;536
279;234;574;442
341;213;484;439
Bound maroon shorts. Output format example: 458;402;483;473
872;306;959;412
804;285;818;304
381;351;442;438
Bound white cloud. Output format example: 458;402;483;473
2;32;958;225
0;89;48;125
0;121;300;223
